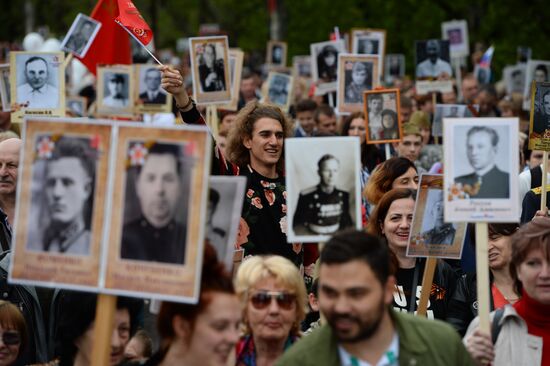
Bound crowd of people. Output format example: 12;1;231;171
0;19;549;366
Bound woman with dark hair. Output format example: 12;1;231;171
316;45;338;82
0;301;27;366
198;43;225;92
367;188;457;320
446;223;520;336
380;109;399;140
465;217;550;365
144;244;240;366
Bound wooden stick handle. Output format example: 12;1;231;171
541;151;548;212
416;257;437;317
91;294;117;366
475;223;490;333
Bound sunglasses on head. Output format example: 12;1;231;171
1;331;20;346
249;291;296;310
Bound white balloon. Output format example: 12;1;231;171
22;32;45;51
40;38;62;52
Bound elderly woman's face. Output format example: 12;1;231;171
0;324;20;366
517;248;550;304
246;276;297;342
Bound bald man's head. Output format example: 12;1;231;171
0;138;22;197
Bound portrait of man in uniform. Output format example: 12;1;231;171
139;68;167;105
103;73;129;108
292;154;353;235
61;14;101;58
415;39;452;79
16;55;60;109
454;126;510;199
420;190;455;245
27;136;96;255
120;142;187;264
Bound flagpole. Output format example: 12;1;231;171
115;20;163;66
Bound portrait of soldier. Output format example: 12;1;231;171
415;39;452;79
64;19;96;56
17;55;59;109
205;188;227;256
454;126;509;199
271;45;283;65
120;143;187;264
103;73;129;108
420;190;455;245
139;68;167;104
345;61;372;104
293;154;353;235
32;137;96;255
367;93;384;139
267;74;289;106
533;87;550;135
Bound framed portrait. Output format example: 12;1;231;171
266;41;287;68
10;118;112;290
60;13;102;58
189;36;231;104
310;39;346;94
407;174;466;259
415;39;452;80
207;176;246;270
384;54;405;84
104;124;212;303
66;96;87;117
292;55;312;79
97;65;134;116
517;46;532;64
262;72;293;112
285;137;362;243
364;88;402;144
135;64;172;114
503;64;527;95
522;60;550;111
417;145;443;172
444;118;519;222
219;49;244;111
474;64;491;85
432;103;477;137
0;63;10;111
528;81;550;151
336;54;380;114
10;51;65;122
441;20;469;59
351;28;386;78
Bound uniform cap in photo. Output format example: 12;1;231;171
409;111;430;129
402;122;422;137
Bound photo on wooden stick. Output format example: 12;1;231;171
310;39;346;94
384;54;405;84
189;36;231;104
285;137;362;243
207;176;246;270
441;20;469;59
432;103;477;137
0;63;10;111
104;124;212;303
263;72;293;112
10;118;112;290
266;41;287;68
66;96;87;117
96;65;134;116
444;118;519;222
503;64;527;96
351;28;386;77
407;174;466;259
522;60;550;111
336;53;379;114
363;88;402;144
219;49;244;111
415;39;452;80
135;64;172;114
292;55;312;79
60;13;102;58
10;51;65;122
528;81;550;151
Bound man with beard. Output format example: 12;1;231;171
277;230;474;366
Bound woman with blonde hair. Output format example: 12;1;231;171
234;255;307;366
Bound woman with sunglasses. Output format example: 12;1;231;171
235;255;307;366
464;217;550;366
0;301;27;366
367;188;457;320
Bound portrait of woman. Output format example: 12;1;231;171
198;43;226;93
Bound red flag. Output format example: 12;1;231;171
78;0;131;75
115;0;153;46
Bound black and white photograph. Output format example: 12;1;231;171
384;54;405;84
503;64;527;95
11;51;64;113
418;145;443;172
207;176;246;269
415;39;452;79
60;13;101;58
219;48;244;111
517;46;532;64
105;124;212;302
0;63;10;111
441;20;469;58
263;72;293;112
266;41;287;67
285;137;362;243
351;29;386;81
189;36;231;104
355;36;379;55
97;65;134;115
432;103;475;137
66;97;87;117
474;64;491;85
136;64;172;113
444;118;519;222
10;119;112;290
310;39;346;93
528;81;550;150
522;60;550;110
292;55;312;78
336;54;379;114
407;174;466;259
364;88;402;144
